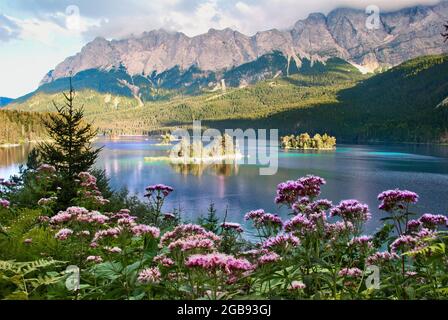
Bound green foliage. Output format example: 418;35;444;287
0;259;64;300
281;133;336;149
9;55;448;143
198;203;220;234
0;110;47;145
38;78;102;177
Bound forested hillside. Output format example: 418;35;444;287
0;110;48;145
7;55;448;143
259;55;448;143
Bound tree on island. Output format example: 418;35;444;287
281;133;336;150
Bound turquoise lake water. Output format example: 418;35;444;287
1;137;447;234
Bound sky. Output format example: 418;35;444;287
0;0;443;98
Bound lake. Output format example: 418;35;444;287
1;137;448;234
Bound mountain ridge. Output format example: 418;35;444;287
41;2;448;87
9;54;448;143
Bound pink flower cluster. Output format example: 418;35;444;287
298;175;326;199
0;179;16;187
407;219;423;232
330;200;371;223
37;164;56;174
50;207;110;225
160;224;220;247
366;251;399;265
77;172;110;206
289;281;306;291
378;189;419;212
338;267;363;278
284;214;316;235
145;184;174;197
138;267;162;284
258;252;281;265
55;228;73;240
131;224;160;238
37;197;58;206
86;256;103;263
418;214;447;229
105;246;122;254
275;175;326;206
185;253;253;274
221;222;244;233
93;227;122;242
324;222;355;243
275;180;304;205
168;235;216;252
0;199;10;209
244;209;283;228
348;236;373;248
153;254;175;267
262;234;300;250
390;235;418;253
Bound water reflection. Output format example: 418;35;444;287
0;144;33;178
0;144;32;167
169;162;240;177
1;138;448;234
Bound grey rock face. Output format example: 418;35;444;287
42;2;448;85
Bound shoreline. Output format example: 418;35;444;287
282;147;336;151
144;154;244;164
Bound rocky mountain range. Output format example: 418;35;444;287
41;1;448;87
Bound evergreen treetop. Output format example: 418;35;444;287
38;77;102;177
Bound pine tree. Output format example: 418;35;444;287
38;77;102;177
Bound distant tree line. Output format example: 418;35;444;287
281;133;336;150
0;110;48;145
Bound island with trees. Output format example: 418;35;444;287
145;134;243;164
281;133;336;150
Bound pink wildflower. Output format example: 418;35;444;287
258;252;281;265
378;189;419;212
338;268;363;278
138;267;162;284
419;214;448;229
0;199;10;209
131;225;160;238
55;228;73;241
86;256;103;263
330;200;371;223
153;255;175;267
262;234;300;250
367;251;399;265
289;281;306;291
185;253;253;274
221;222;244;233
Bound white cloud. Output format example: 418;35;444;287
0;0;445;97
0;14;21;42
4;0;444;39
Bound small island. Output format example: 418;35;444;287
146;134;243;164
281;133;336;150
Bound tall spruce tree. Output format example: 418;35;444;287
38;76;102;177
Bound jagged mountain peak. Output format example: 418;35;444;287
40;2;448;86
